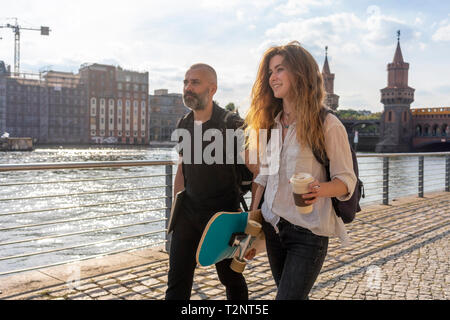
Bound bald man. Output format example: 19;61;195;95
165;64;250;300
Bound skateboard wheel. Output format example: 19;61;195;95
245;219;262;237
230;257;246;273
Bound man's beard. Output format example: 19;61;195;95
183;89;209;111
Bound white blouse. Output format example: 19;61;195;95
254;111;356;246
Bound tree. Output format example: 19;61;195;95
225;102;236;112
336;109;381;120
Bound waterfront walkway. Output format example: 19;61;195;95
0;192;448;300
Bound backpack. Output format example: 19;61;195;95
312;108;365;224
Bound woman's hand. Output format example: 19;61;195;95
302;179;321;205
301;178;349;204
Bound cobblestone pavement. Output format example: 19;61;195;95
0;192;448;300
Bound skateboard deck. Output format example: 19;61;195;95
196;210;266;268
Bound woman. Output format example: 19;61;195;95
245;41;356;300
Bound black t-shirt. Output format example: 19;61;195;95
176;103;244;219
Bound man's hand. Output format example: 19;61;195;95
244;248;257;260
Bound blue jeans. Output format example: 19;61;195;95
262;218;328;300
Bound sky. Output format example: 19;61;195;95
1;0;449;114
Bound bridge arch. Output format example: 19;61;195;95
415;124;422;136
349;121;381;133
423;124;430;136
442;124;448;136
432;124;440;136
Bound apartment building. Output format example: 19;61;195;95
149;89;188;143
79;64;149;145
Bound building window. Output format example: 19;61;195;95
388;111;392;122
415;125;422;137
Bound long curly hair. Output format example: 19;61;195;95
245;41;327;160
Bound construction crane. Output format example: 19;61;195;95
0;18;50;75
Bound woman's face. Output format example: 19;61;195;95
268;54;292;100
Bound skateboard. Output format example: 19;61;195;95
196;209;266;273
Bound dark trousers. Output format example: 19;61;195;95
262;218;328;300
165;208;248;300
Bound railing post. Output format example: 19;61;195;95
383;157;389;205
418;156;424;197
446;155;450;192
165;164;173;252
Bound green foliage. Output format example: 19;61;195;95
225;102;236;112
336;109;381;120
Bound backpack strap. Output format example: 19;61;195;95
221;110;249;211
312;108;332;168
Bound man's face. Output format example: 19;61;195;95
183;69;215;111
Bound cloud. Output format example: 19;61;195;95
363;5;410;48
261;12;364;56
432;21;450;42
261;5;416;57
275;0;334;16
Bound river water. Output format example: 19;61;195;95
0;146;446;276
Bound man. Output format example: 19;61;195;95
165;63;257;300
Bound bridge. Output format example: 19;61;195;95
412;107;450;151
339;107;450;152
340;119;381;152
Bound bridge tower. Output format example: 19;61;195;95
376;31;415;152
322;46;339;110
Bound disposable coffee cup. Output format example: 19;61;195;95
290;173;315;214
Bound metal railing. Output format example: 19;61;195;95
0;160;176;277
0;152;449;277
356;152;450;205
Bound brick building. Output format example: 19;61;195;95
79;64;149;145
149;89;188;143
1;61;149;145
0;63;87;144
43;71;87;143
